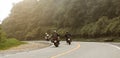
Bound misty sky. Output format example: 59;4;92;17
0;0;23;23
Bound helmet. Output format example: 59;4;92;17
66;32;68;33
53;30;57;32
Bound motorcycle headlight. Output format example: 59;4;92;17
54;40;57;43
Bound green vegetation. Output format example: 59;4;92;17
0;25;24;50
80;16;120;38
73;37;120;42
0;38;24;50
2;0;120;41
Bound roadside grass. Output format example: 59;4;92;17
0;38;25;50
72;37;120;42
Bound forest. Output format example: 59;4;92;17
2;0;120;41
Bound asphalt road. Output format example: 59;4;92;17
0;41;120;58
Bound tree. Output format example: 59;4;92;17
2;0;120;40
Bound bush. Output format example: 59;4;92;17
0;38;24;50
80;16;120;38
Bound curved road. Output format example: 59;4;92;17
0;42;120;58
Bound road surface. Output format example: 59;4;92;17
0;41;120;58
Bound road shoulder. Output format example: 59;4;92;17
0;41;51;55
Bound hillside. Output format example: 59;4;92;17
2;0;120;40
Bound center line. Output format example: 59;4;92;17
51;43;80;58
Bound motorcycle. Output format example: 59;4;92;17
53;39;59;47
66;38;72;45
45;36;50;41
51;37;60;47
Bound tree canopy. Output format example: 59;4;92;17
2;0;120;40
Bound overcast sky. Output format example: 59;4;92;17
0;0;23;23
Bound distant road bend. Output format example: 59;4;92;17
0;41;120;58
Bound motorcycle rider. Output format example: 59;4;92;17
45;32;50;41
64;32;72;44
51;30;60;43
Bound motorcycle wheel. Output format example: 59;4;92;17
68;41;71;45
54;43;59;47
